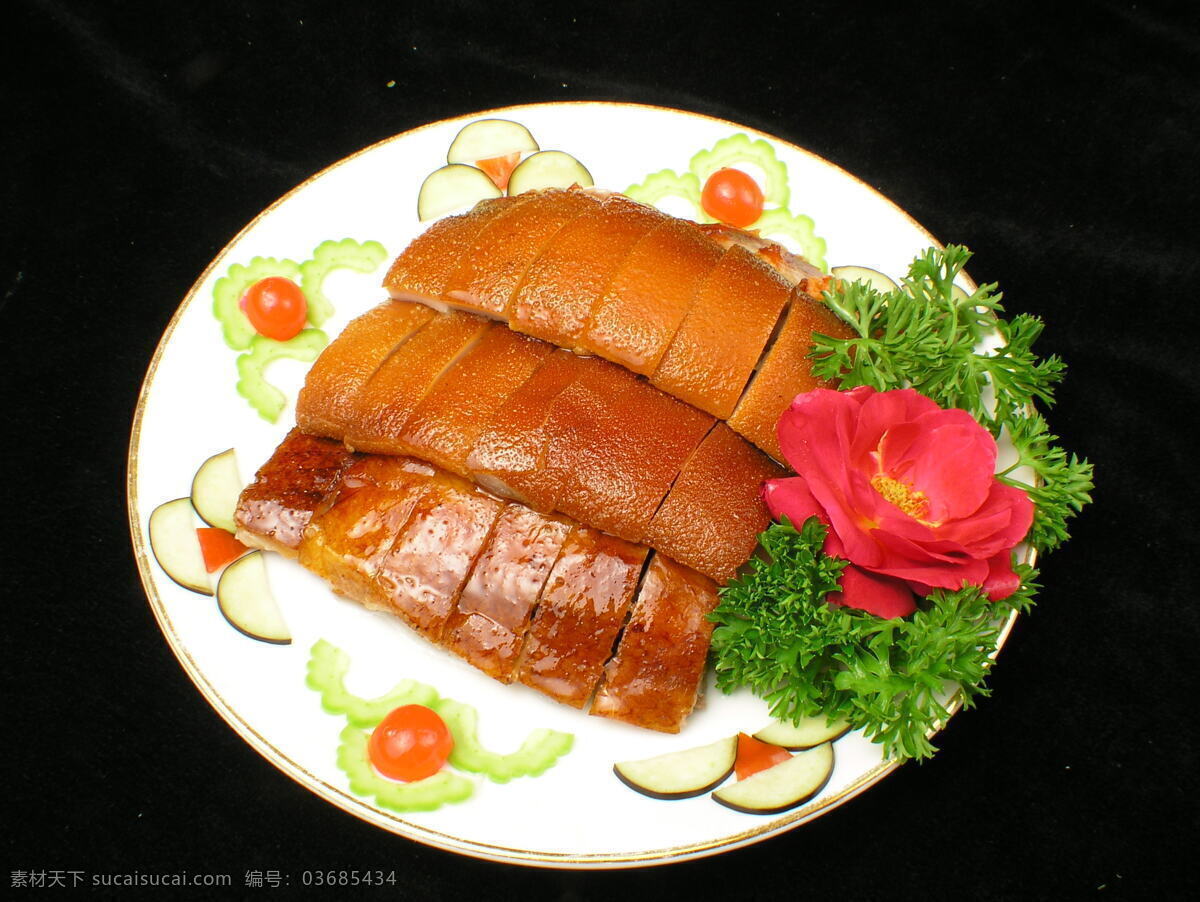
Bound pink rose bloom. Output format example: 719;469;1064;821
762;386;1034;619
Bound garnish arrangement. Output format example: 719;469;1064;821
710;246;1094;761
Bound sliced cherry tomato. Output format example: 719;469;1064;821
734;731;792;780
476;152;522;191
239;276;308;342
196;527;247;573
368;704;454;782
701;168;765;228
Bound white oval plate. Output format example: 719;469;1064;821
128;102;1000;868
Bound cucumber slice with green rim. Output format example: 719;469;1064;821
712;742;835;814
624;169;702;217
148;497;211;596
752;208;826;271
305;640;440;727
434;698;573;783
689;134;790;208
417;164;503;221
235;328;328;423
506;151;593;195
212;257;303;350
215;551;291;644
337;725;474;812
190;448;243;534
830;265;900;294
614;736;738;800
752;716;852;750
447;118;539;164
297;238;388;327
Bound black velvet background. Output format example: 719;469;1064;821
5;1;1197;898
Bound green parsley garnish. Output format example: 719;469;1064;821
710;246;1092;761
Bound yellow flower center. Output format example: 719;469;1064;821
870;472;931;522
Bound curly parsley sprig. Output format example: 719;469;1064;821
810;245;1093;553
710;518;1038;761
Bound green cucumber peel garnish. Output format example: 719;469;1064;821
689;133;790;209
624;169;703;217
213;256;302;350
753;209;827;272
306;639;440;727
298;238;388;327
434;698;574;783
337;725;474;812
235;329;328;423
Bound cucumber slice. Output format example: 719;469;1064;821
434;698;573;783
212;257;302;350
614;736;737;800
235;328;328;423
830;265;899;295
215;551;291;644
506;151;593;195
753;716;852;750
305;640;440;727
297;238;388;327
337;725;474;812
447;118;539;164
190;448;243;534
148;498;211;596
624;169;702;217
712;742;834;814
417;164;503;221
752;208;827;272
690;134;790;208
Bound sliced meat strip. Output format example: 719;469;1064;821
396;325;553;478
644;422;783;583
233;429;358;557
651;245;792;419
590;553;719;733
383;197;513;310
372;470;505;641
515;526;648;709
297;456;440;614
509;193;665;348
699;223;825;284
465;349;579;509
727;285;852;461
296;300;434;438
443;505;573;682
579;217;724;375
541;358;713;541
343;311;491;454
442;189;601;318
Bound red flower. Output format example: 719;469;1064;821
762;386;1033;618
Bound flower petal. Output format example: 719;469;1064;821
982;549;1022;601
829;564;917;619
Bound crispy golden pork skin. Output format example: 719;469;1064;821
382;190;852;457
235;431;718;732
591;553;719;733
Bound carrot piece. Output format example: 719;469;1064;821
476;152;521;191
197;527;248;573
734;731;792;780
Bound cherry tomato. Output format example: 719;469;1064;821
701;168;765;228
368;705;454;782
239;277;308;342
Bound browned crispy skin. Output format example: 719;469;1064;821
383;197;512;304
234;430;358;557
590;553;719;733
728;285;852;461
644;422;783;583
443;190;601;318
443;505;572;682
509;193;665;347
652;245;792;419
298;456;440;614
372;471;505;641
396;324;554;477
579;218;723;375
296;301;434;439
516;526;648;708
343;312;491;454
